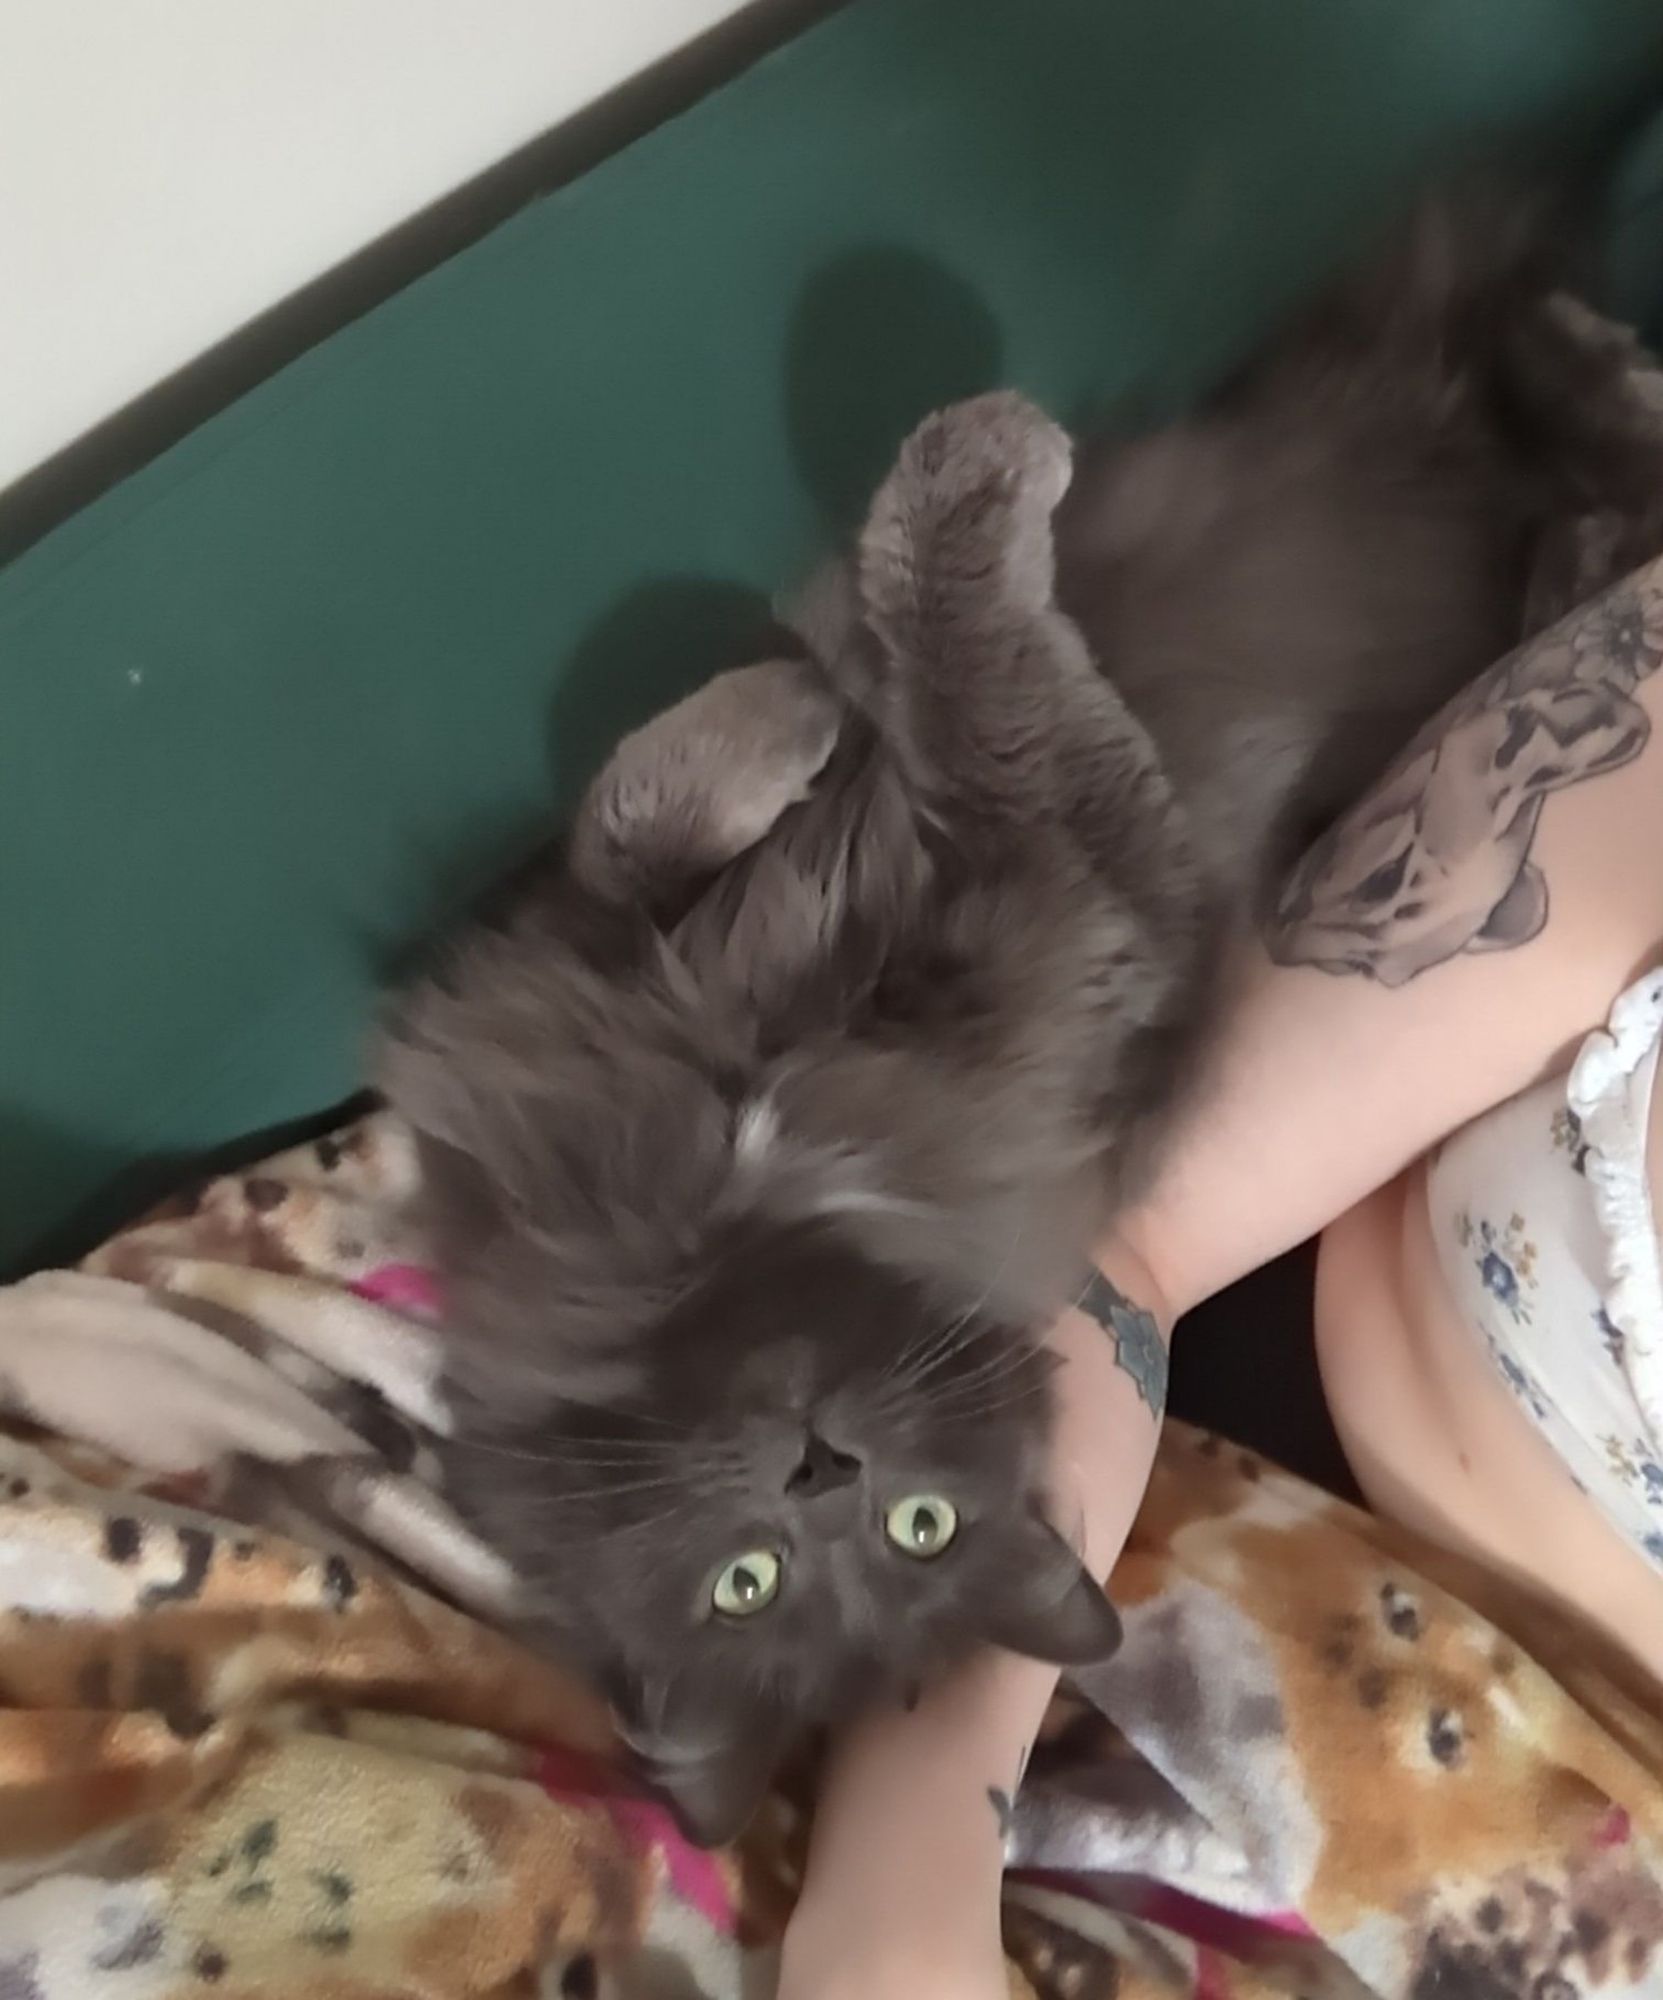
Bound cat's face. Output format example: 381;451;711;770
441;1221;1122;1846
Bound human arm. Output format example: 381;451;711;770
782;557;1663;1998
1140;554;1663;1308
780;1235;1172;2000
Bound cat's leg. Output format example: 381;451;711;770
853;391;1191;897
861;389;1075;629
569;658;843;911
849;392;1218;1199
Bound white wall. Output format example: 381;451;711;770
0;1;748;492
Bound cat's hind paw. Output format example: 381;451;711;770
571;659;842;901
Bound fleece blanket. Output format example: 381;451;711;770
0;1113;1658;2000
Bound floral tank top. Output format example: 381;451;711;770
1426;966;1663;1565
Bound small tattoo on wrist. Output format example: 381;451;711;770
1078;1270;1168;1415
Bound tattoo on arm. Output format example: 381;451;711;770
1078;1270;1168;1415
987;1744;1028;1842
1267;574;1663;987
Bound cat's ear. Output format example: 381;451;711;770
980;1510;1123;1667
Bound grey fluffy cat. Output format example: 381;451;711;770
382;199;1663;1844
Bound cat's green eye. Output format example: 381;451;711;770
884;1494;959;1559
710;1549;782;1618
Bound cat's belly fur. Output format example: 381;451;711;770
1314;1165;1663;1685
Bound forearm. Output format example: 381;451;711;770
788;1237;1170;1977
1130;556;1663;1312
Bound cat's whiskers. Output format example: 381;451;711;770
446;1434;720;1474
926;1373;1050;1422
523;1395;688;1434
886;1305;997;1389
449;1441;670;1466
910;1332;1025;1395
884;1285;1009;1393
909;1321;1035;1395
908;1340;1044;1412
535;1472;697;1505
867;1363;1033;1435
545;1442;687;1462
886;1214;1030;1391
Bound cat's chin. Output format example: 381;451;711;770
626;1718;794;1850
617;1555;1125;1847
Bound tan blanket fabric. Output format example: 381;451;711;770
0;1113;1656;1998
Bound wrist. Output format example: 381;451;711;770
786;1819;1005;1988
781;1891;1005;2000
1096;1202;1185;1327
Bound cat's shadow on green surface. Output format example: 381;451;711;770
544;245;1005;807
545;578;785;808
784;245;1006;533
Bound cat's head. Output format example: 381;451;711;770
440;1216;1122;1847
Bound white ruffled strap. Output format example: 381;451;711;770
1567;967;1663;1445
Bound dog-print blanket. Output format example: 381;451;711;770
0;1114;1657;1999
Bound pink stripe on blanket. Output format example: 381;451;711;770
533;1744;735;1931
1016;1872;1316;1954
1138;1894;1317;1999
1133;1886;1315;1948
351;1263;445;1321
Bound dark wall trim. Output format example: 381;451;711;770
0;0;849;567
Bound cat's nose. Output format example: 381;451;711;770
785;1432;861;1500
